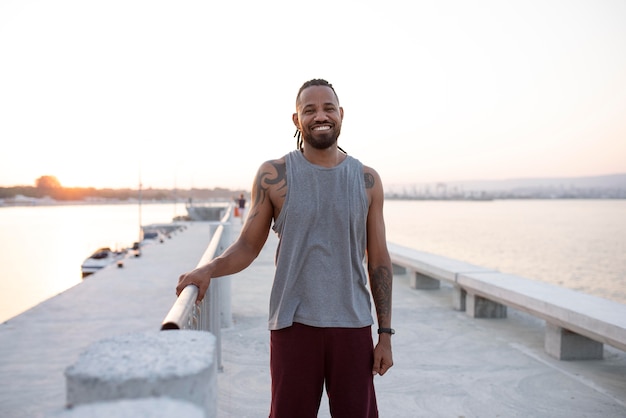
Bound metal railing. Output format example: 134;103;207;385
161;205;233;370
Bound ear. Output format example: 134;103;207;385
292;112;300;129
340;107;344;120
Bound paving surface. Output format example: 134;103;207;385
1;220;625;417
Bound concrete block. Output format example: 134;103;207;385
466;293;507;318
409;269;440;290
65;330;217;417
545;323;603;360
391;263;407;275
452;285;466;311
46;398;204;418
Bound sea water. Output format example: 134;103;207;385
0;199;624;322
384;199;626;305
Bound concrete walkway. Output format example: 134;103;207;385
1;220;625;417
0;221;211;418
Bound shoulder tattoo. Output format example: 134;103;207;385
255;161;287;204
364;172;375;189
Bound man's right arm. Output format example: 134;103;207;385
176;160;279;302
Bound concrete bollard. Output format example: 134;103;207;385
46;398;204;418
65;330;217;417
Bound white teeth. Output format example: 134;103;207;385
313;126;330;131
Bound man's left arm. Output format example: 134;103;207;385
364;167;394;376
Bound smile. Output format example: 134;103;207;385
312;125;331;131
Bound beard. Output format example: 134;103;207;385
301;126;341;150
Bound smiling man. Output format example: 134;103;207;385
177;79;394;417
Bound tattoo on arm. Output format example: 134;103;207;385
251;161;286;218
364;172;374;189
369;265;392;321
265;161;287;190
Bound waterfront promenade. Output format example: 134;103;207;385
1;220;625;417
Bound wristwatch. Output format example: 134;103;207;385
377;328;395;335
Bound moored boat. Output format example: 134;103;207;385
81;247;126;278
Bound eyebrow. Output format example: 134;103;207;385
301;102;337;110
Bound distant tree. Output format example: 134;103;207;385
35;175;62;189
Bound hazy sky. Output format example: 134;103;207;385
1;0;625;191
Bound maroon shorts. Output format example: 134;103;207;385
269;322;378;418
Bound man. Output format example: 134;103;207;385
177;79;393;417
236;193;246;223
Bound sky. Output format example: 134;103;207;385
1;0;625;192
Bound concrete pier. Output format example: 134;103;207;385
1;220;625;417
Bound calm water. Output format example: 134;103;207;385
384;199;626;305
0;199;624;322
0;203;185;322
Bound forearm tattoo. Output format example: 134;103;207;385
369;265;392;319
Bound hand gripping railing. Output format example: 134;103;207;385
161;205;233;370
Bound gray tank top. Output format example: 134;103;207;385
269;150;373;330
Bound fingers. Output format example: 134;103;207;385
192;282;204;304
175;274;189;296
176;271;209;304
373;360;393;376
372;346;393;376
176;273;199;297
372;359;393;376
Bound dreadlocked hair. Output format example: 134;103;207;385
294;79;347;155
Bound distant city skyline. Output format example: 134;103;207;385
4;172;624;196
3;172;625;205
1;1;625;190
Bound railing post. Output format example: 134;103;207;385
219;221;233;329
207;279;222;371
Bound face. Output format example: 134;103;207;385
293;85;344;150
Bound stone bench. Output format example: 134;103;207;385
388;242;496;311
387;242;626;361
457;271;626;360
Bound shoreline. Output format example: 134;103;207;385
2;196;625;209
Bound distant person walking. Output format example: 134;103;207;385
236;193;246;223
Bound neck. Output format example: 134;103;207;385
301;145;346;168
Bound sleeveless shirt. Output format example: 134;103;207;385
269;150;373;330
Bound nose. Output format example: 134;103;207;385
313;110;328;122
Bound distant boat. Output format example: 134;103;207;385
141;223;187;245
81;247;126;278
141;229;165;244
